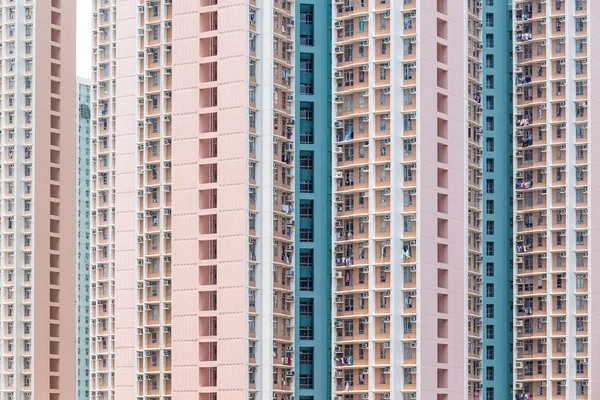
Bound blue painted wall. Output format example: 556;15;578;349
481;1;513;398
294;1;331;398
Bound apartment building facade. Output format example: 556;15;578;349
89;0;117;398
91;0;176;397
331;0;482;398
77;79;91;400
512;0;599;398
170;0;297;398
89;0;299;399
295;0;332;398
83;0;600;399
0;0;78;399
481;1;513;399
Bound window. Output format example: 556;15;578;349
486;283;494;297
486;263;494;277
485;54;494;68
300;130;313;144
486;304;494;318
404;140;413;156
486;242;494;256
380;89;387;105
485;75;494;89
403;64;413;80
343;70;354;87
379;65;387;80
485;34;494;48
379;115;387;131
576;81;585;96
486;325;494;339
299;202;313;218
403;12;412;30
379;13;386;29
300;155;313;170
402;165;413;182
300;106;314;122
300;58;313;73
300;7;313;25
486;179;494;194
486;200;494;214
299;348;313;364
576;231;585;245
486;346;494;360
299;299;313;316
403;39;413;56
344;45;354;62
380;40;387;55
485;221;494;236
299;33;313;46
486;138;494;151
485;13;494;27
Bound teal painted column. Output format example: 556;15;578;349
76;82;91;400
481;1;513;399
294;1;331;399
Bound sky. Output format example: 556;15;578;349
77;0;92;79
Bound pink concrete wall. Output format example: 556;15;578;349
114;0;139;398
172;0;250;398
171;1;203;397
417;1;467;398
33;0;77;397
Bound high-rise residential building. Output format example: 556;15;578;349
0;0;77;399
512;0;596;398
331;0;484;398
90;0;299;399
91;0;175;398
170;1;297;398
295;0;332;398
84;0;600;399
481;1;513;399
89;0;117;398
76;78;92;400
